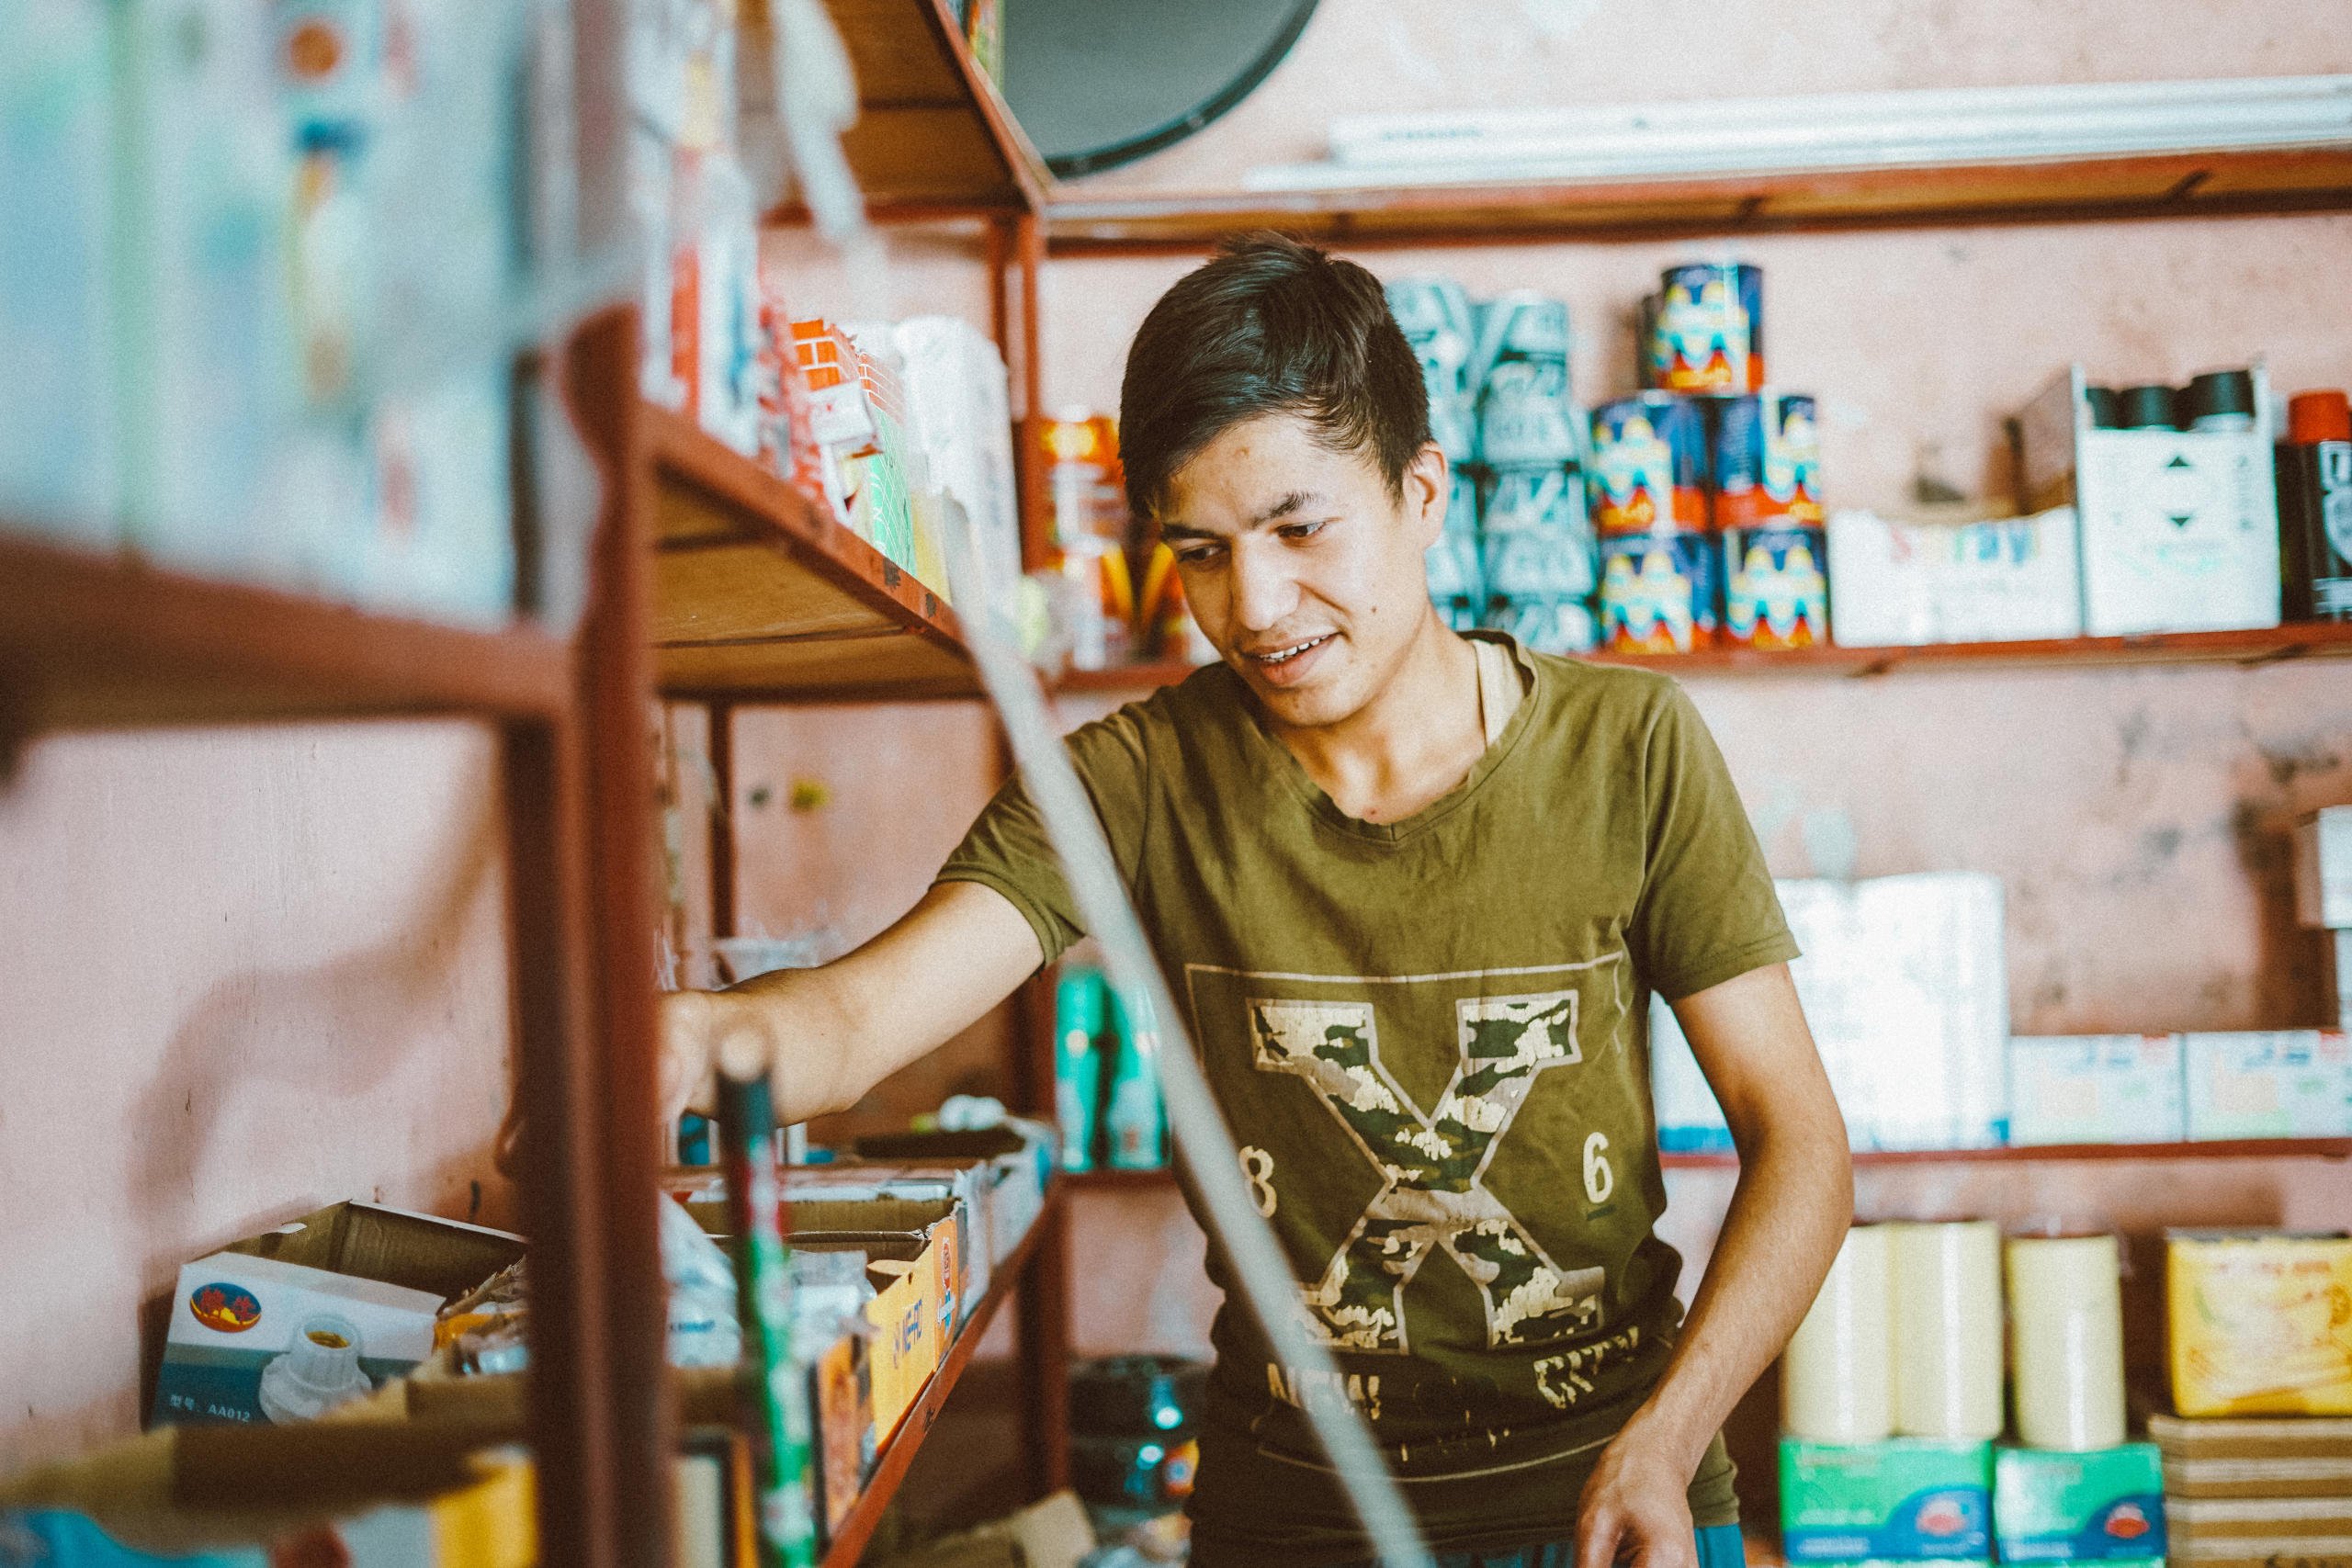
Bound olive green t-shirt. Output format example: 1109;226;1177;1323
936;633;1796;1562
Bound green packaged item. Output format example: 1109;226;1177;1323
1053;965;1107;1171
1781;1438;1994;1564
1993;1445;2164;1563
1102;989;1166;1171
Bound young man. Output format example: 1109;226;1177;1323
663;235;1852;1568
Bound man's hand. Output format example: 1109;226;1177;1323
1576;1420;1702;1568
651;881;1046;1138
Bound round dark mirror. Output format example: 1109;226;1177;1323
1003;0;1321;179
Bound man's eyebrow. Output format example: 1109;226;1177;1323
1158;491;1329;542
1250;491;1322;526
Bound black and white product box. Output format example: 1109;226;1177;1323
2014;364;2282;637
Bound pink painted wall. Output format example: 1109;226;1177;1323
1063;0;2352;199
0;725;515;1474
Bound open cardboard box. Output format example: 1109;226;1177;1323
152;1202;526;1429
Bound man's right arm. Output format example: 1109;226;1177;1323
658;879;1046;1128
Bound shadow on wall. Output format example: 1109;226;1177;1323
125;787;513;1416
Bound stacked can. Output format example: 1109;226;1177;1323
1473;293;1595;654
1712;391;1829;649
1427;466;1485;631
1645;262;1765;394
1591;393;1717;652
1386;276;1479;463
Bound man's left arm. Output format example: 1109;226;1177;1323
1577;961;1853;1568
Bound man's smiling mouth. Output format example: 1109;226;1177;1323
1248;634;1335;667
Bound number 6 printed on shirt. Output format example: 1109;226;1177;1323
1584;1131;1615;1204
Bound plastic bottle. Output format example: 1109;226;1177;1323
1054;966;1107;1171
1103;989;1168;1171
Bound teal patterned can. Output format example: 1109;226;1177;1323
1385;275;1478;459
1472;292;1578;467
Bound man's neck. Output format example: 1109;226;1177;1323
1265;614;1487;825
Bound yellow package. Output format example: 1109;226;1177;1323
2168;1229;2352;1416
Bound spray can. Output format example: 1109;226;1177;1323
1103;989;1167;1170
2278;389;2352;621
1054;965;1108;1171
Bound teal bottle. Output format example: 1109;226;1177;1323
1053;965;1108;1171
1103;988;1167;1170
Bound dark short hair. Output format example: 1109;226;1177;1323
1118;232;1430;521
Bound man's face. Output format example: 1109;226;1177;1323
1158;413;1447;728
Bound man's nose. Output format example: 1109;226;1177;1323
1230;538;1302;633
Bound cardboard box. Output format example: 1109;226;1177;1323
788;1232;944;1442
2014;365;2281;637
1779;874;2010;1152
1781;1437;1994;1563
152;1203;525;1428
2167;1230;2352;1416
2168;1495;2352;1546
1826;506;2083;648
1992;1444;2164;1563
1650;989;1733;1153
2182;1032;2352;1140
2297;807;2352;931
2147;1410;2352;1498
2007;1035;2185;1145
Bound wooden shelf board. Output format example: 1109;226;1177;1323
1052;623;2352;695
642;405;981;702
1663;1138;2352;1169
1045;146;2352;252
820;1185;1063;1568
0;532;570;736
813;0;1049;215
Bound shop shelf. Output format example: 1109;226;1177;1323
799;0;1048;216
1044;146;2352;253
644;405;982;703
1662;1137;2352;1169
1059;1142;2352;1183
820;1183;1064;1568
1051;622;2352;695
0;531;572;736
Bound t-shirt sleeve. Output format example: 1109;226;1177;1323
1625;682;1799;1001
932;704;1154;968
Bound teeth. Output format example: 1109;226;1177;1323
1259;635;1328;664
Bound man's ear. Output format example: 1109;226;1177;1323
1404;441;1448;551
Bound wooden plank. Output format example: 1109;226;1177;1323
825;0;967;102
841;107;1017;206
820;1187;1065;1568
0;532;571;739
785;0;1046;214
654;542;899;646
1664;1138;2352;1169
1052;624;2352;695
1073;1142;2352;1182
641;403;978;699
658;627;978;699
1044;147;2352;252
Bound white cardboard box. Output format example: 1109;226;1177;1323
2295;806;2352;930
1648;875;2009;1153
2182;1031;2352;1140
2014;364;2281;637
2007;1033;2186;1145
1826;506;2082;648
152;1202;525;1428
1649;990;1734;1153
